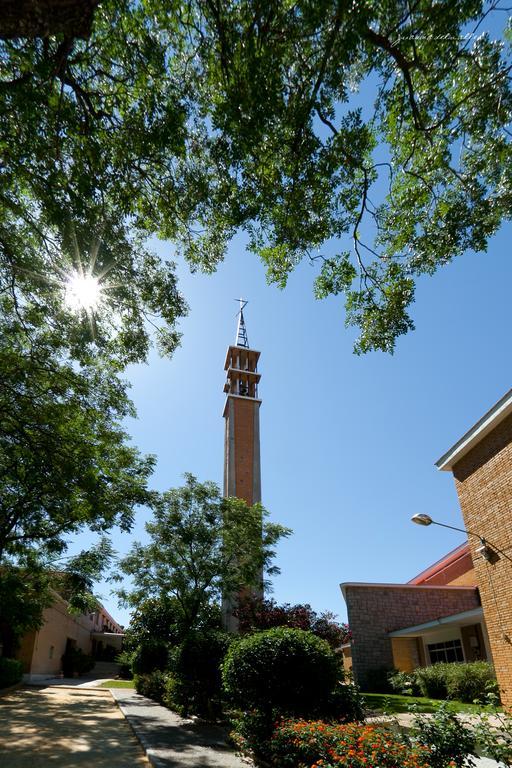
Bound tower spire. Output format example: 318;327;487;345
235;298;249;348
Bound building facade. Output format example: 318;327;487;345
437;389;512;707
17;593;124;681
341;544;490;689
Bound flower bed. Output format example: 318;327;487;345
271;719;432;768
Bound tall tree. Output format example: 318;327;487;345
118;474;291;634
0;300;155;649
1;0;510;353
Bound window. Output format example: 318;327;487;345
427;638;464;664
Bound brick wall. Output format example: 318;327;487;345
232;397;256;505
452;412;512;707
344;584;480;689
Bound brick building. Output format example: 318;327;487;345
342;389;512;700
341;545;490;690
436;389;512;707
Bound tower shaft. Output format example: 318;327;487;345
222;339;263;631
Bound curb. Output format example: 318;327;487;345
110;689;160;768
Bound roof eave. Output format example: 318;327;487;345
436;389;512;472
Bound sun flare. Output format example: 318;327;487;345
65;271;102;312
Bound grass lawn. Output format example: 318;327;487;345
362;692;501;714
99;679;135;688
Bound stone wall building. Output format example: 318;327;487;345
341;547;490;689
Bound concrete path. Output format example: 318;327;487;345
112;689;250;768
0;685;149;767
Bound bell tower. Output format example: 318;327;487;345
223;301;262;506
222;301;262;631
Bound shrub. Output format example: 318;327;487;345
414;664;449;700
363;665;394;693
116;649;135;679
414;662;498;703
132;639;169;675
234;596;351;649
134;670;168;703
445;661;498;704
0;657;23;688
165;630;231;718
271;719;431;768
222;628;361;759
411;705;476;768
389;669;421;696
222;628;341;716
474;707;512;764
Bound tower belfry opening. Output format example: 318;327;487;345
223;301;262;505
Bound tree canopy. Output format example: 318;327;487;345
0;314;154;565
0;293;155;646
118;474;291;634
234;596;351;649
1;0;511;354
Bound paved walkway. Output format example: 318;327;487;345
2;681;502;768
0;686;149;767
112;688;250;768
0;682;250;768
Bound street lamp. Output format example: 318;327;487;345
410;513;507;565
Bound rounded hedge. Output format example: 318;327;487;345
222;627;340;717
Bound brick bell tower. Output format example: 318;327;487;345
222;300;262;630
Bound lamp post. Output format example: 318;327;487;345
410;513;512;565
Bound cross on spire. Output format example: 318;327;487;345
235;297;249;348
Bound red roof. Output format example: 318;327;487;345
408;541;474;586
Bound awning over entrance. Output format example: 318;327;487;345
91;632;124;650
388;607;483;638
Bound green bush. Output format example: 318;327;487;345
134;670;168;702
116;649;135;679
363;665;394;693
222;628;361;759
414;664;450;700
222;627;341;715
388;669;421;696
132;639;169;675
445;661;498;704
411;705;476;768
0;657;23;688
414;662;498;703
165;630;231;718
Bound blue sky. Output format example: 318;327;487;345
82;217;511;628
